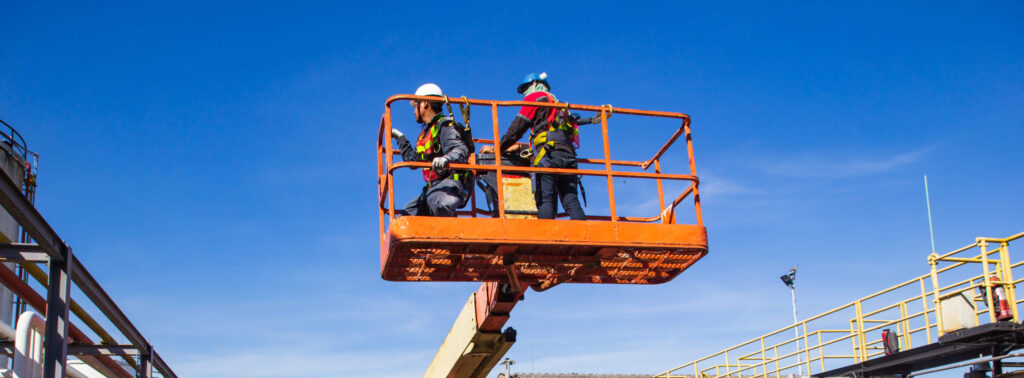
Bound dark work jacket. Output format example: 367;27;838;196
498;91;575;157
395;114;469;181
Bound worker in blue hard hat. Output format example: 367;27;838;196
390;83;471;217
498;72;586;220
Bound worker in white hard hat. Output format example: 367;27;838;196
390;83;471;217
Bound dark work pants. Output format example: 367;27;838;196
399;178;465;217
534;150;586;220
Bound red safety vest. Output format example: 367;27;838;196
415;115;469;183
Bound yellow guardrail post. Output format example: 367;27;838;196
855;300;868;361
899;301;911;349
999;241;1017;322
724;349;730;376
929;252;945;336
849;319;859;363
818;331;825;372
919;277;933;344
803;322;811;375
760;336;767;378
980;240;998;323
773;345;779;375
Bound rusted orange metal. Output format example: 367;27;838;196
378;95;707;288
474;281;526;332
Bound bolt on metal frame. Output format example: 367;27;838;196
656;231;1024;378
0;169;176;377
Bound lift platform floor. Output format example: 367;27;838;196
381;216;708;288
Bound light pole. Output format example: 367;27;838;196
780;266;802;377
500;357;515;378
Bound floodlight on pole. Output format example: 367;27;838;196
500;357;515;378
780;266;803;376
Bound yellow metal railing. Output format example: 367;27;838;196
656;231;1024;378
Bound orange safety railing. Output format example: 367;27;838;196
376;94;704;236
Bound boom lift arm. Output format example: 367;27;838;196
423;282;525;378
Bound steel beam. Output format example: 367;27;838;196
70;256;147;354
153;351;176;378
140;345;154;378
0;135;176;378
0;163;65;261
0;243;49;262
68;344;140;356
42;245;72;378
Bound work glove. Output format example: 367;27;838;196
391;128;404;139
432;156;449;173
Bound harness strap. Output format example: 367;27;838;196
459;96;471;130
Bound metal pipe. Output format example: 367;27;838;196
0;264;130;377
654;160;666;223
21;262;140;371
385;95;692;120
683;119;702;226
599;108;617;222
16;311;45;378
491;104;505;218
641;121;685;170
15;311;87;378
387;161;699;181
385;108;395;223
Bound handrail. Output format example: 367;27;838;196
657;231;1024;378
377;95;702;231
0;119;30;164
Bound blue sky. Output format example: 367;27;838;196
2;1;1022;377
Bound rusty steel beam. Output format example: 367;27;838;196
0;263;131;377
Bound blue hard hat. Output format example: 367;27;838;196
517;72;549;94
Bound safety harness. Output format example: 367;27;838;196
415;113;471;183
528;92;580;166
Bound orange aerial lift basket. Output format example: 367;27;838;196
377;95;707;290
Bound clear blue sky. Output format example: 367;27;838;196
2;1;1022;377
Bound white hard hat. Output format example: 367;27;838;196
414;83;444;97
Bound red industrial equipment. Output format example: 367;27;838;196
881;329;899;356
377;95;708;290
990;275;1014;321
